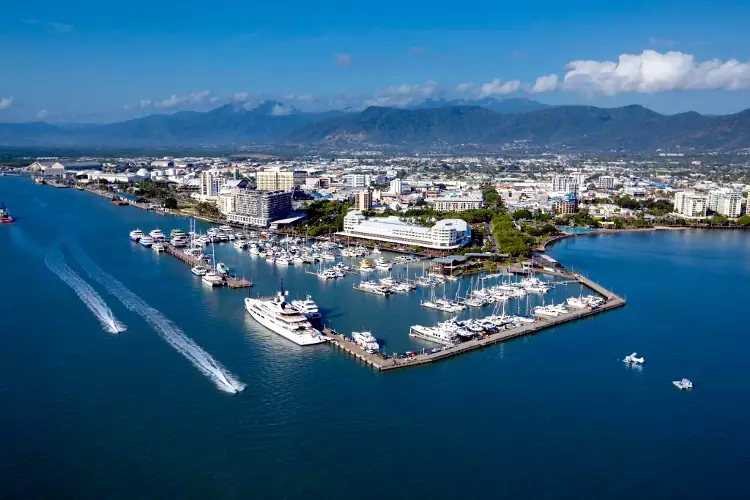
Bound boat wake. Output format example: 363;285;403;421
72;249;245;394
44;247;126;334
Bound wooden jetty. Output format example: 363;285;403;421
323;272;626;372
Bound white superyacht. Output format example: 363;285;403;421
244;285;327;346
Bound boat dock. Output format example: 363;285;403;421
162;244;252;288
324;272;626;372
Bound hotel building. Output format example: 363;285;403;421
341;211;471;250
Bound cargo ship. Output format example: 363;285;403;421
0;202;13;223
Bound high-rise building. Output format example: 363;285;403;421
597;175;615;190
226;190;292;227
389;178;403;195
354;189;372;211
551;193;579;214
708;189;742;217
433;194;485;212
256;170;295;191
674;191;708;218
346;174;370;188
552;175;579;196
199;170;221;197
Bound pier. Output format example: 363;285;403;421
162;244;252;288
324;272;626;372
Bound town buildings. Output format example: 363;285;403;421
256;170;297;191
708;188;742;218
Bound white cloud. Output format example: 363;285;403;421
560;50;750;95
36;109;48;119
152;91;218;109
335;53;354;67
270;103;294;116
363;80;439;107
455;82;476;93
0;96;13;110
530;74;558;93
478;78;522;97
231;92;251;102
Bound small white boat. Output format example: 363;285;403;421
202;271;224;287
139;236;154;247
152;243;166;253
623;352;644;365
216;262;230;275
673;378;693;390
191;266;207;276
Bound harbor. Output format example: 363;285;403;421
323;270;625;371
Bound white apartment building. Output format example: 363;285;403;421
674;191;708;218
389;178;403;195
708;189;742;218
341;211;470;250
432;194;484;212
345;174;370;188
551;175;579;196
597;175;616;190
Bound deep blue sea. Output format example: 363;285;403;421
2;176;749;499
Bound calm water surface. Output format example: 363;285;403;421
1;176;749;499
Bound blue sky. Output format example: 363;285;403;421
2;0;750;122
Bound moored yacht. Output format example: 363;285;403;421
352;331;380;351
139;236;155;247
149;229;166;241
191;266;207;276
291;294;321;320
152;243;166;252
201;271;224;287
129;229;145;241
409;325;458;346
244;285;327;346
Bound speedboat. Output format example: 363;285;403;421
352;331;380;351
129;229;145;241
152;243;166;253
623;352;644;365
139;236;154;247
216;262;230;275
0;202;14;224
672;378;693;390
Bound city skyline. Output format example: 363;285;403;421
2;0;750;122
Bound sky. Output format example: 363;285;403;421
2;0;750;122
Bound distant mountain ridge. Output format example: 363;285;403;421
2;99;750;151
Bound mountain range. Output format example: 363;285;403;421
2;98;750;151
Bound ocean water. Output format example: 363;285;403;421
1;176;749;498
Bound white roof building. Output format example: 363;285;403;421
340;211;470;250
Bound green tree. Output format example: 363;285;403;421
512;209;533;220
163;197;178;209
737;215;750;226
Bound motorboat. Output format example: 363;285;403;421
191;266;207;276
673;378;693;390
149;229;166;241
152;243;166;253
129;229;144;241
201;271;224;287
216;262;230;275
623;352;644;365
352;331;380;351
0;202;14;224
291;295;321;320
139;236;155;247
409;325;458;346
